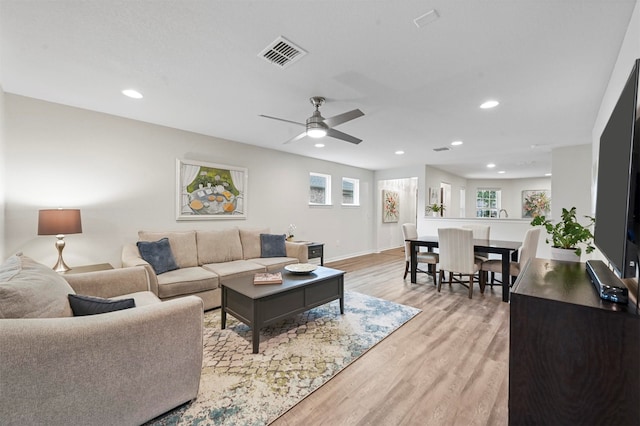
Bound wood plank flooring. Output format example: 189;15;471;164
271;248;509;426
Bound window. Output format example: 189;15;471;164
476;189;501;218
309;172;332;205
341;177;360;206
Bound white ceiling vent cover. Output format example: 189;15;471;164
259;36;307;69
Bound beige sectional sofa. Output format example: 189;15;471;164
0;254;203;426
122;227;309;310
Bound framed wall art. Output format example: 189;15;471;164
382;189;399;223
176;159;248;220
521;189;551;218
429;187;439;204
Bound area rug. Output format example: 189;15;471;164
147;290;420;425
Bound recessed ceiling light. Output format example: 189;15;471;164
487;163;496;168
545;173;552;176
122;89;143;99
451;140;463;146
314;143;325;148
480;100;499;109
395;150;405;155
498;170;506;174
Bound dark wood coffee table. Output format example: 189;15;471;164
221;266;345;353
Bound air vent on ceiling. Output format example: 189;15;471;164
433;147;450;152
259;36;307;69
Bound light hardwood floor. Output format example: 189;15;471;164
272;248;509;426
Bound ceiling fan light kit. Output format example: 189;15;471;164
306;124;327;138
260;96;364;144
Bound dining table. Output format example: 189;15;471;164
407;236;522;302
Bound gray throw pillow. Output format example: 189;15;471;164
68;294;135;316
136;238;179;275
0;253;75;318
260;233;287;258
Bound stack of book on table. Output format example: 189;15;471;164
253;272;283;285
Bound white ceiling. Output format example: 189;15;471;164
1;1;637;178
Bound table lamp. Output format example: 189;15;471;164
38;208;82;272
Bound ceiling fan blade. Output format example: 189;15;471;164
259;114;305;127
323;109;364;127
327;128;362;145
283;131;307;144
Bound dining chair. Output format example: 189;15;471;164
481;227;541;286
402;223;439;282
462;224;490;261
437;227;484;298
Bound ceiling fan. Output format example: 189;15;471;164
260;96;364;144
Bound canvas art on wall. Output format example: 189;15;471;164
176;159;248;220
382;190;399;223
429;187;439;204
521;189;551;218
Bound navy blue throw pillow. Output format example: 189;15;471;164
68;294;135;316
136;238;179;275
260;234;287;258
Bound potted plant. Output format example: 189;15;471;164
426;203;445;217
530;206;595;260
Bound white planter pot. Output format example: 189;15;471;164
550;247;580;262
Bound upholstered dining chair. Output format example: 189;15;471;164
481;227;541;286
462;224;490;262
402;223;439;282
437;228;484;298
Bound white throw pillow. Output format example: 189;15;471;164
0;254;75;318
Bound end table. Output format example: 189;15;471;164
60;263;114;275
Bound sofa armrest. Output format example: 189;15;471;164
0;296;204;426
121;243;159;296
122;243;145;267
63;266;151;298
285;241;309;263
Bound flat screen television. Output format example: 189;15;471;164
594;58;640;279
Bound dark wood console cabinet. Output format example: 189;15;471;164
509;258;640;425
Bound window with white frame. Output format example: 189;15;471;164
309;172;332;205
341;177;360;206
476;189;501;218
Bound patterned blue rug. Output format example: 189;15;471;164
147;290;420;425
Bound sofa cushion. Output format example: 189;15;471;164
138;230;198;268
202;260;265;280
0;254;75;318
196;228;243;264
239;227;270;260
136;238;179;275
68;294;136;316
249;257;299;272
155;266;219;299
260;233;287;258
112;291;161;307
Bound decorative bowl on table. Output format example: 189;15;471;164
284;263;318;274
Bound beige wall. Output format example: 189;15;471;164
3;95;375;267
552;145;592;220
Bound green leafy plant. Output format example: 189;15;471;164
426;203;445;214
530;207;595;257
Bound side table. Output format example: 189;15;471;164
307;242;324;266
60;263;114;275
